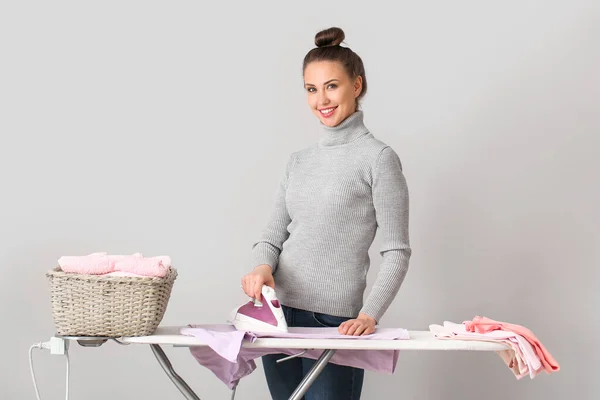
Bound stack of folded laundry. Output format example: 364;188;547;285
430;316;559;379
57;252;171;278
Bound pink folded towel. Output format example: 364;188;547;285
58;252;113;275
114;254;170;278
57;252;171;277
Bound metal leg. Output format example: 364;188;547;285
288;349;337;400
150;344;202;400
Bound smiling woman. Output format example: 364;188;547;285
241;26;411;400
302;27;367;127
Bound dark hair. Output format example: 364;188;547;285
302;27;367;106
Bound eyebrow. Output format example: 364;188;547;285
304;79;340;87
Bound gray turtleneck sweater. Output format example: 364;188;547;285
250;111;411;322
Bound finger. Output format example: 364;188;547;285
253;279;263;300
352;322;364;336
343;321;355;334
353;324;367;336
243;276;254;298
352;322;365;336
350;323;363;336
338;321;349;335
346;321;361;336
241;276;251;296
362;325;375;335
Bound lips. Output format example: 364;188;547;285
319;106;337;118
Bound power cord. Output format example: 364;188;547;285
29;337;70;400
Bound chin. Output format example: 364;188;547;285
320;117;339;127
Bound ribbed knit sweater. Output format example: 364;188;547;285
250;111;411;322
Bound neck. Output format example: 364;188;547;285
319;110;369;147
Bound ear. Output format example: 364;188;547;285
353;75;363;98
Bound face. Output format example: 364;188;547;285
303;60;362;127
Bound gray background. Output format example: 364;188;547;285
1;1;598;399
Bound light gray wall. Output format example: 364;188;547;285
1;1;598;399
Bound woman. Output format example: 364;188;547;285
241;27;411;400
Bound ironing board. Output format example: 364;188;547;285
58;326;510;400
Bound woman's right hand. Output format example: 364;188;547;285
242;264;275;300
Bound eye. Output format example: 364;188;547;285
327;84;337;89
306;87;316;93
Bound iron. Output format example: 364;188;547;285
229;285;288;333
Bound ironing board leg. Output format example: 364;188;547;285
288;349;337;400
150;344;202;400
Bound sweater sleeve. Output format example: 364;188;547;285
249;155;294;273
360;146;411;322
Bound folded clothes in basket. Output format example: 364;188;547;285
57;252;171;277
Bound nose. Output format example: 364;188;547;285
318;90;330;106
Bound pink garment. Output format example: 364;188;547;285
58;252;114;274
430;318;559;379
180;324;409;390
464;316;559;374
113;254;170;278
57;252;171;277
430;321;541;379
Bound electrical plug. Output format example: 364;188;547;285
37;337;69;355
50;337;68;355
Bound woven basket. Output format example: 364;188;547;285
46;266;178;337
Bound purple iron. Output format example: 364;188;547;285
229;285;288;333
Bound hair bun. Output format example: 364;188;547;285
315;27;345;47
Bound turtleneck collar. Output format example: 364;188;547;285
319;110;369;147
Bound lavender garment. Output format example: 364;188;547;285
180;324;409;390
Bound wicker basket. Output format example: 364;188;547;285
46;266;178;337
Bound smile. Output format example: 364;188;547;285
319;106;337;117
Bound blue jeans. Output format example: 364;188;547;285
261;305;364;400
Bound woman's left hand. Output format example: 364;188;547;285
338;313;377;336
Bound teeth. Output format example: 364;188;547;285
320;107;335;114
